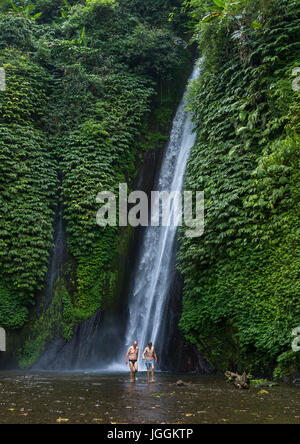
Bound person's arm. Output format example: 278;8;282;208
126;348;130;364
154;348;158;363
142;348;146;360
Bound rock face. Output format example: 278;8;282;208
32;309;102;370
0;327;5;352
0;68;5;91
293;377;300;387
30;136;172;371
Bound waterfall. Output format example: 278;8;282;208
120;63;200;370
33;63;200;372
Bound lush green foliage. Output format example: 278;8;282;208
0;13;33;49
0;0;190;365
0;50;57;328
2;0;298;378
179;0;300;377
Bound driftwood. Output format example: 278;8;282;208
225;371;250;389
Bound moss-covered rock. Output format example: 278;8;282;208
179;0;300;378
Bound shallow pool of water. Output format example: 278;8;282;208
0;372;299;424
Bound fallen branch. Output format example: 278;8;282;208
225;371;250;389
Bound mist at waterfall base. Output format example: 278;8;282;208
34;62;202;373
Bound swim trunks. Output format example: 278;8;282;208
145;360;154;370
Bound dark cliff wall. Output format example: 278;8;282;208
0;0;192;369
178;0;300;379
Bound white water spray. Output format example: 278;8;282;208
119;63;201;370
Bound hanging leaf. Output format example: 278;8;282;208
213;0;225;8
201;12;221;23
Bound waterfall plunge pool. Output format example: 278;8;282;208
0;371;299;424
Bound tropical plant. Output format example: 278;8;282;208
3;0;42;20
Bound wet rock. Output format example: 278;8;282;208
225;371;250;390
176;380;185;386
258;389;269;395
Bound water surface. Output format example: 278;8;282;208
0;372;299;424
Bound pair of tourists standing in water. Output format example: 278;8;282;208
125;341;158;383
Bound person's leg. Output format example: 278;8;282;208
152;364;155;382
147;368;150;383
134;361;138;379
129;361;134;382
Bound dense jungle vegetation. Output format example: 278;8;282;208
0;0;191;366
178;0;300;378
0;0;299;377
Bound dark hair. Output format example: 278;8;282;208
148;342;152;349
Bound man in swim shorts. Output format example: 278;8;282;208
126;341;139;382
142;342;158;383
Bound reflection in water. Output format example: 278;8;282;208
126;380;138;397
0;372;299;424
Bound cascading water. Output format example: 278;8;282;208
119;62;201;370
34;62;201;372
